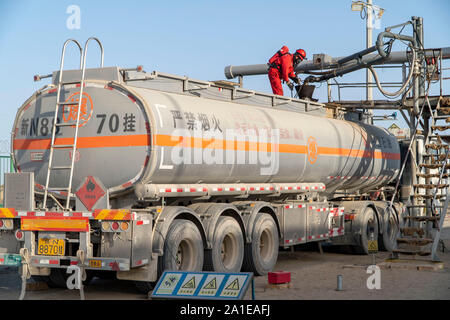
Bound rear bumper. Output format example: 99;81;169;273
0;252;134;271
0;208;153;273
30;255;131;271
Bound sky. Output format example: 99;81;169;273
0;0;449;153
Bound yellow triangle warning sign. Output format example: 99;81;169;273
368;240;378;253
182;277;196;289
225;278;240;290
203;277;217;290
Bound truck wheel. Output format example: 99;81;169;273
354;207;379;255
48;269;69;288
204;216;244;273
242;213;278;276
135;280;155;294
162;219;204;272
380;208;398;252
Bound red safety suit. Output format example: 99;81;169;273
268;46;297;96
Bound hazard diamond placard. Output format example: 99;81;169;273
75;176;106;211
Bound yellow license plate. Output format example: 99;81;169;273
37;238;65;256
89;260;102;268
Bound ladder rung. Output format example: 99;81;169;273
392;249;431;256
429;134;450;140
60;81;82;86
418;163;450;169
400;227;425;236
422;153;445;160
416;173;449;178
425;144;448;150
413;184;449;189
55;122;78;127
50;166;72;171
52;144;75;149
397;238;433;245
432;125;450;131
434;115;450;119
412;194;446;199
47;187;70;191
437;106;450;113
57;101;78;106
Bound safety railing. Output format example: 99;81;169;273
326;64;407;102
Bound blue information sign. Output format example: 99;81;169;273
151;271;253;300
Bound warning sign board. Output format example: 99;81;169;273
368;240;379;253
154;272;183;295
220;275;248;298
198;274;225;297
75;176;106;211
177;274;204;296
151;271;253;300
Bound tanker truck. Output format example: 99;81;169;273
0;38;404;293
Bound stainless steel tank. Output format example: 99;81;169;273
12;69;400;196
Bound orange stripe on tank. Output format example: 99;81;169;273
13;134;150;150
13;134;400;160
153;134;399;160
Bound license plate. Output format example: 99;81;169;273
37;238;65;256
89;260;102;268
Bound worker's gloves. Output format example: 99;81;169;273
287;82;294;91
292;77;300;85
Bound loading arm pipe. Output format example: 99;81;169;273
224;47;450;80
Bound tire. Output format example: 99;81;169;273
379;207;399;252
31;275;51;284
48;268;68;288
94;270;116;280
204;216;244;273
354;207;379;255
135;280;155;294
242;213;279;276
161;219;204;272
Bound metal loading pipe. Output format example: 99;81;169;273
224;47;450;79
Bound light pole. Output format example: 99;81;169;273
366;0;373;107
351;1;385;123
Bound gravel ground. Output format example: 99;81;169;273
1;217;449;300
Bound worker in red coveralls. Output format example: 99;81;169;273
268;46;306;96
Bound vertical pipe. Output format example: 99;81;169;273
336;275;343;291
366;0;373;124
440;49;443;97
402;64;406;85
238;75;243;88
412;17;420;116
418;17;426;98
0;157;3;186
327;80;332;102
412;17;425;223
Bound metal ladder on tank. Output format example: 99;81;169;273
392;95;450;261
43;38;104;211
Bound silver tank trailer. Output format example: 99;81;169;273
12;68;400;197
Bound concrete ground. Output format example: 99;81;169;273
1;216;449;300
